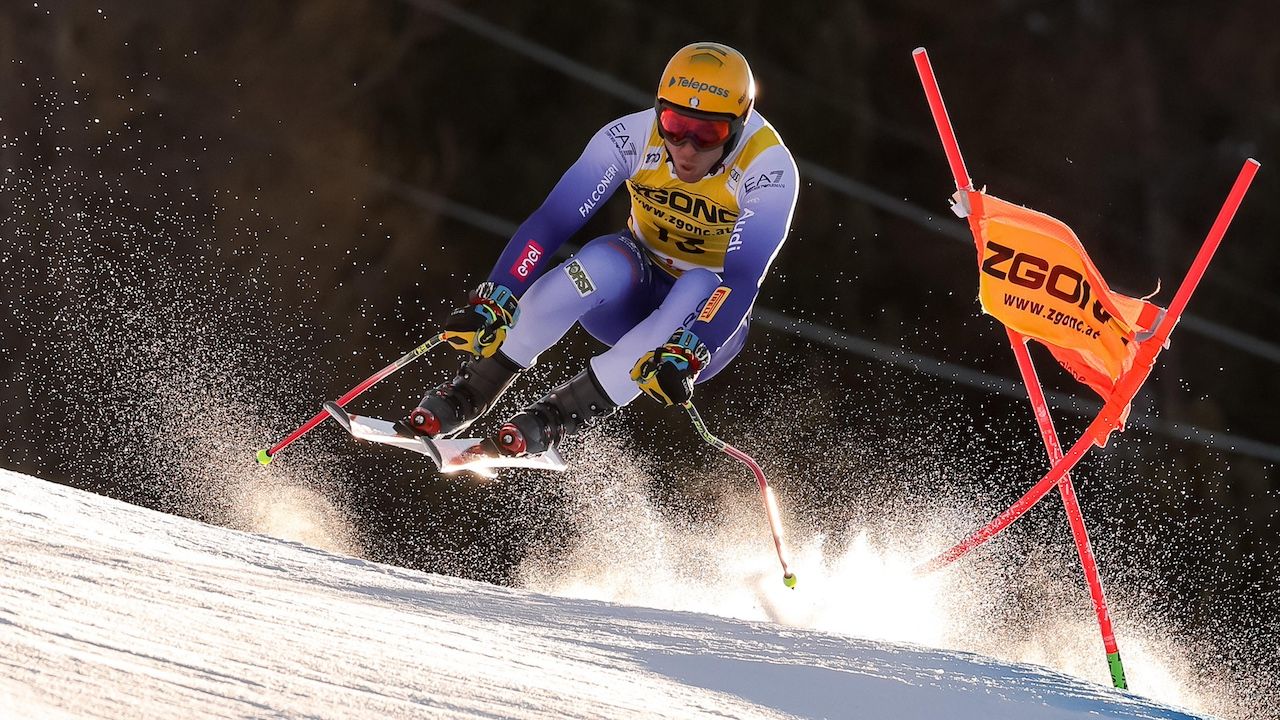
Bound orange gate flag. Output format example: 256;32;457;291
957;190;1166;442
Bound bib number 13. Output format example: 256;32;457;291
658;226;705;255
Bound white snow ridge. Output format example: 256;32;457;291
0;469;1206;719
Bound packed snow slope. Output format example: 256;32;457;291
0;470;1207;720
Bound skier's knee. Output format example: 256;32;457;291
670;268;723;317
573;232;644;279
678;268;721;293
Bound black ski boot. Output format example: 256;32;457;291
494;367;618;456
402;352;522;438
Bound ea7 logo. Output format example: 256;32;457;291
510;239;544;282
981;241;1112;324
743;170;786;194
564;259;595;297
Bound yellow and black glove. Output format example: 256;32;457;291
442;282;520;358
631;329;711;406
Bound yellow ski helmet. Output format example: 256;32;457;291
655;42;755;153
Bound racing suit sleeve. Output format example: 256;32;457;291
688;144;799;354
486;113;645;295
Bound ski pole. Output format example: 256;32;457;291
255;334;446;465
682;401;796;588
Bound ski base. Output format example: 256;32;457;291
322;402;567;477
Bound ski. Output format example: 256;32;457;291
322;401;567;476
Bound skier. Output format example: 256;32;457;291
405;41;799;458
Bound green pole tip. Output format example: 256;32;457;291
783;573;797;589
1107;651;1128;690
255;449;274;466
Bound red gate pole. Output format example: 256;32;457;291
913;47;973;192
913;50;1126;682
1006;328;1128;689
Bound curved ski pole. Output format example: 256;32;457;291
256;333;447;465
682;401;796;588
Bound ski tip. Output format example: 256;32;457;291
255;449;274;466
419;436;444;468
322;401;352;431
783;573;797;589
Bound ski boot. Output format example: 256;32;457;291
494;367;617;456
401;352;522;438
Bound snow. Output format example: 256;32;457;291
0;469;1207;719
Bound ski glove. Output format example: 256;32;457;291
631;329;710;407
442;282;520;358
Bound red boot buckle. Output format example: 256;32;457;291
409;408;441;437
496;423;527;456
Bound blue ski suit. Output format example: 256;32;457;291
487;107;799;406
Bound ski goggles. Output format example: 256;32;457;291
657;104;733;151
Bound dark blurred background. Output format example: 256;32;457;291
1;0;1277;696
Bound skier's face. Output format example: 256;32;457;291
664;139;721;182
